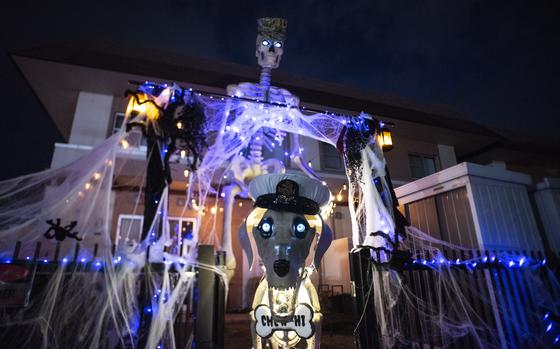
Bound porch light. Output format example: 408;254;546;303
125;93;160;121
377;125;393;152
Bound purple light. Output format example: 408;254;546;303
43;259;48;264
544;312;550;320
80;258;86;263
62;258;68;263
508;261;514;267
546;323;553;332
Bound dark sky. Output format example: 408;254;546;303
1;0;559;179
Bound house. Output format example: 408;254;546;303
10;41;560;309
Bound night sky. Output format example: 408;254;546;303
1;0;559;180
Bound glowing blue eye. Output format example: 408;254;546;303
292;218;308;239
262;40;270;46
258;217;274;239
274;41;283;48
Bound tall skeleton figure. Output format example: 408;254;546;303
221;18;320;282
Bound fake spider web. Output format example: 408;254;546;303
0;85;557;348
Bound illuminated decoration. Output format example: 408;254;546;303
0;17;411;349
239;174;332;348
377;122;393;152
125;92;161;121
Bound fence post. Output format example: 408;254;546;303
194;245;225;349
349;247;379;349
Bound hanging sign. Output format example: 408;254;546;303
254;303;315;339
0;263;36;306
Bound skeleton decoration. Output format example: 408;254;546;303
239;173;333;348
220;18;319;283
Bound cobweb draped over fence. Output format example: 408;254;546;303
364;226;560;348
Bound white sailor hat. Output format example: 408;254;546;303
248;173;331;215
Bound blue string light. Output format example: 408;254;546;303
410;254;548;270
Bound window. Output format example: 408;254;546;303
408;153;438;179
112;112;126;134
116;214;143;250
115;215;196;256
168;217;197;256
320;142;344;172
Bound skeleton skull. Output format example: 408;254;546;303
256;36;284;69
255;18;287;69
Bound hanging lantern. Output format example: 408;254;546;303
125;93;161;121
377;125;393;152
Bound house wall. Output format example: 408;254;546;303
533;178;560;252
468;177;543;250
384;138;442;182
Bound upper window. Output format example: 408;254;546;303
112;112;126;134
320;142;344;172
409;153;438;179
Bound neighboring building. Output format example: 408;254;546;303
10;41;560;308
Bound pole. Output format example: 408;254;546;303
142;137;167;240
349;247;379;349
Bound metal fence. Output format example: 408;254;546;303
351;247;560;348
0;241;227;349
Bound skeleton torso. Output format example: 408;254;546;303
227;82;300;107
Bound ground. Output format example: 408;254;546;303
224;311;355;348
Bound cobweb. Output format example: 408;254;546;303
1;83;555;348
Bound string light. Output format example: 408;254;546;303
120;139;129;149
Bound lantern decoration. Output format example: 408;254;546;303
125;92;161;122
378;123;393;152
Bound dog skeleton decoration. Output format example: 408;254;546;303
239;174;333;349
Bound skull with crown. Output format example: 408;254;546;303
256;18;287;69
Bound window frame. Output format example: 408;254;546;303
408;152;440;179
320;141;345;173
